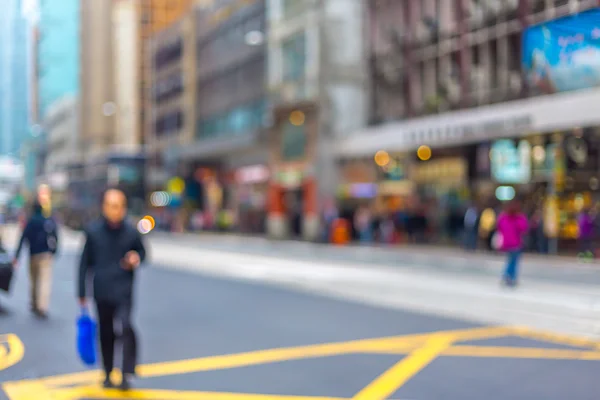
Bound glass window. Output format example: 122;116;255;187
251;99;267;129
282;32;306;82
199;117;212;139
230;106;250;134
281;121;306;161
215;115;227;136
282;0;306;19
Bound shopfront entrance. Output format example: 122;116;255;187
233;164;269;234
267;103;319;240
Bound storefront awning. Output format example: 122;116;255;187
336;87;600;158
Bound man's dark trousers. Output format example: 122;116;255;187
96;301;137;376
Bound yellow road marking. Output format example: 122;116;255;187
3;325;600;400
361;345;600;360
55;386;347;400
511;326;600;350
444;345;600;360
353;334;454;400
33;326;514;388
0;334;24;371
2;382;51;400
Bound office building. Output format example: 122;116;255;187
265;0;368;239
146;11;196;189
139;0;195;150
0;0;30;156
37;0;80;119
43;95;78;207
149;0;269;231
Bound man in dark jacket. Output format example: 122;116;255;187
78;188;146;391
14;201;58;318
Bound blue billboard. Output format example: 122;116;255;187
522;8;600;94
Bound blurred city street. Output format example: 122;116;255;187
2;0;600;398
2;225;600;400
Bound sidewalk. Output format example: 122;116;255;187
152;230;600;273
148;237;600;339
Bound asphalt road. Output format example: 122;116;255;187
1;246;600;399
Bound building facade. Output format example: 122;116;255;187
338;0;600;249
140;0;195;152
79;0;115;160
114;0;142;152
0;0;30;156
149;0;269;232
147;12;196;188
37;0;80;119
42;95;78;207
266;0;368;239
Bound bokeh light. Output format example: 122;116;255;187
417;145;432;161
150;191;171;207
532;145;545;163
143;215;156;229
137;218;153;234
289;110;305;126
374;150;390;167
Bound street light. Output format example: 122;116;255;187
244;30;264;46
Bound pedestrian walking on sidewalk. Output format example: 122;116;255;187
496;200;528;287
13;201;59;318
577;207;595;258
78;188;147;391
463;204;480;251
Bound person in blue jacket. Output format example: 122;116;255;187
13;201;58;319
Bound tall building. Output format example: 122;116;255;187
33;0;80;192
148;0;270;231
146;13;196;190
79;0;115;159
113;0;142;152
74;0;194;213
0;0;30;156
139;0;194;149
37;0;80;119
265;0;368;239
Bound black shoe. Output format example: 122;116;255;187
119;375;131;391
34;309;48;319
102;377;115;389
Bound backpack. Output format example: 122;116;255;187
39;218;58;253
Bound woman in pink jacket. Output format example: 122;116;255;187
496;200;529;287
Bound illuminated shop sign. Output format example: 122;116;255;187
405;115;533;146
491;140;531;184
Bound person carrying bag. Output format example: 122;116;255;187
77;306;97;366
0;245;14;314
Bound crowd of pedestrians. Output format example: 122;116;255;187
322;197;600;287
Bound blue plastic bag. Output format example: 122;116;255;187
77;307;97;366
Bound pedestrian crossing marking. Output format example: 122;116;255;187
0;334;24;372
2;325;600;400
